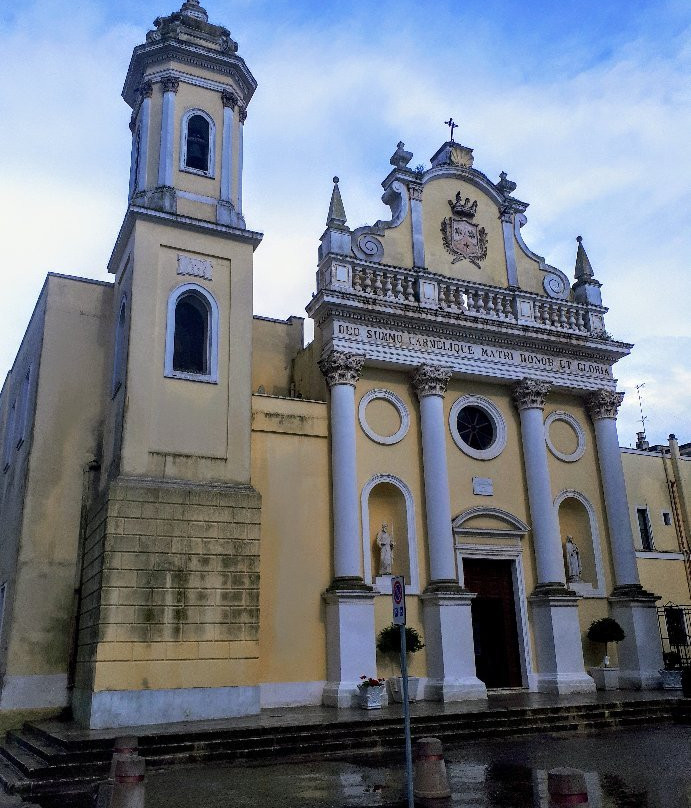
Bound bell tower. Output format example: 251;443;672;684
73;2;264;729
124;0;254;227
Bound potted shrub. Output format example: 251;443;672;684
357;675;387;709
587;617;625;690
376;623;425;703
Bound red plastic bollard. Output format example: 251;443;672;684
109;736;139;777
413;736;451;804
548;767;589;806
110;756;145;808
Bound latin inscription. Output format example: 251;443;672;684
335;323;612;379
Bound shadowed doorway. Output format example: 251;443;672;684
464;558;522;688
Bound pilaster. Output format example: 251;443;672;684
217;90;238;226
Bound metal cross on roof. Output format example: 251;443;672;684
444;118;457;142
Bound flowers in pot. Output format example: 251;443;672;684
376;624;425;702
357;675;386;709
587;617;625;668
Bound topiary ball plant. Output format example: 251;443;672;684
587;617;625;668
377;623;425;656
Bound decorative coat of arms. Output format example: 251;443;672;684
441;192;488;268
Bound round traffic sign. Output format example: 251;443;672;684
393;579;403;605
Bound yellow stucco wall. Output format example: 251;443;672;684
251;395;330;684
251;316;304;397
115;216;254;485
5;277;111;682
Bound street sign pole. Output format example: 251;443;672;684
392;576;414;808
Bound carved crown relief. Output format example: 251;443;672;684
441;191;488;269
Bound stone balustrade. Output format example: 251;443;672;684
318;258;606;337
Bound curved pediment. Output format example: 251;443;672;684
336;138;574;302
452;506;530;539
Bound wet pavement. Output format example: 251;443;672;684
144;724;691;808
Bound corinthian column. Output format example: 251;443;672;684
587;389;661;689
586;390;642;589
319;350;366;586
513;379;566;589
513;378;594;694
413;365;486;703
412;364;456;585
319;350;375;708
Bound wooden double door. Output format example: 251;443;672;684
463;558;523;689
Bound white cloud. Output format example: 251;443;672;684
0;0;688;446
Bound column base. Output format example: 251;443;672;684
530;589;595;695
421;588;487;703
322;585;376;708
609;588;662;690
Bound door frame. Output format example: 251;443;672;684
456;543;537;690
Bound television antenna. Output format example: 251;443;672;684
635;383;648;439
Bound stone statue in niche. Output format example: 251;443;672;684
565;536;582;583
376;523;394;576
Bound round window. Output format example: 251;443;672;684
449;395;507;460
456;405;494;451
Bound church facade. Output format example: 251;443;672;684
0;1;689;729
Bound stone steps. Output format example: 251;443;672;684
0;697;683;804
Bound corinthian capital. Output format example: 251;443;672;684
221;89;238;109
513;378;551;411
411;365;452;399
318;351;365;388
139;80;153;99
586;389;624;421
161;77;180;94
239;107;248;123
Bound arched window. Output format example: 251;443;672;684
173;293;208;374
180;110;215;177
164;283;219;383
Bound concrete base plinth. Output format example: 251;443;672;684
422;588;487;703
322;586;376;708
530;590;596;695
609;591;663;690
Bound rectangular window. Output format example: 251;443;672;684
16;366;31;448
662;511;672;526
636;507;654;551
3;400;17;472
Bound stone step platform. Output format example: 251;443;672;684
0;695;685;806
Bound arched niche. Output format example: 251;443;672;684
361;474;419;594
554;490;606;598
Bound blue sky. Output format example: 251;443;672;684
0;0;689;445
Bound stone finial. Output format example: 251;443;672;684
179;0;209;22
513;378;552;411
326;177;347;229
161;76;180;94
411;365;452;399
496;171;517;196
221;90;238;109
575;236;595;282
318;351;365;388
586;389;624;421
390;141;413;169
